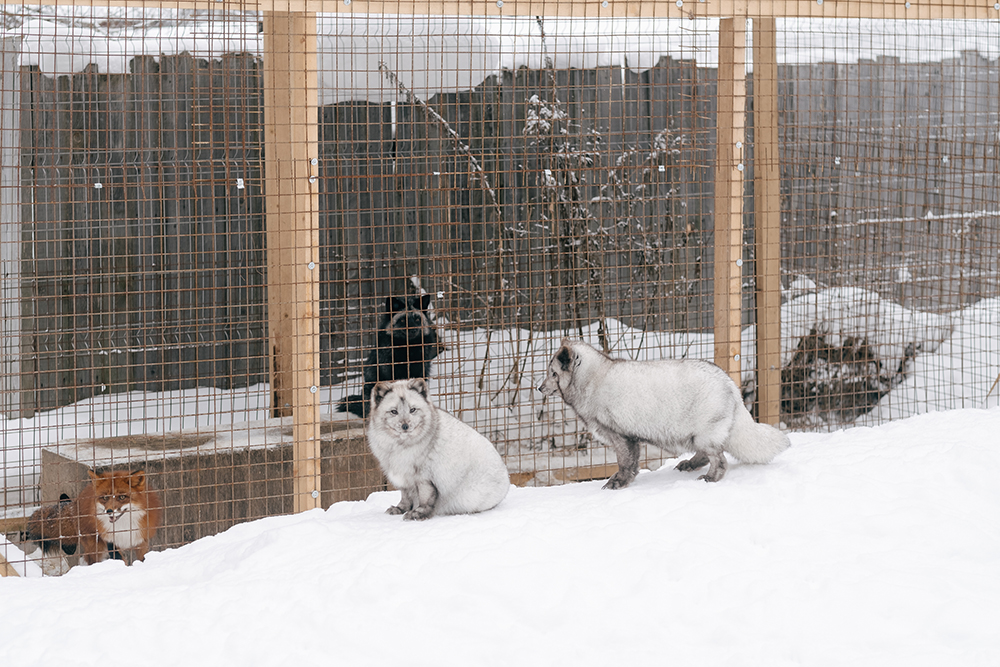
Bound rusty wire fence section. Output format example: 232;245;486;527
1;5;999;575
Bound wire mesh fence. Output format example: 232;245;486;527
1;4;998;576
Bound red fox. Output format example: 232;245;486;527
25;469;163;567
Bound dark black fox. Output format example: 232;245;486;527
337;295;442;418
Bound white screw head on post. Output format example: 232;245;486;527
311;490;319;499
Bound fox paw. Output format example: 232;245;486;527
676;453;710;472
403;508;433;521
602;473;635;490
386;506;405;515
698;471;724;483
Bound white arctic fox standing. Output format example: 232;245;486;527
367;378;510;520
538;339;790;489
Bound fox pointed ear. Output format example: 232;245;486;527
129;470;146;488
372;382;391;409
408;377;429;399
555;345;575;371
418;294;432;311
87;469;99;483
388;296;406;313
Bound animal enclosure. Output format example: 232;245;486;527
2;1;999;575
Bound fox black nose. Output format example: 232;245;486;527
401;422;409;431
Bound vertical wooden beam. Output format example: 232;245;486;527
713;18;747;385
263;12;322;512
0;551;19;577
1;37;21;418
753;18;782;426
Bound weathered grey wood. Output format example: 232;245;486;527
20;55;267;412
1;38;21;418
13;51;1000;413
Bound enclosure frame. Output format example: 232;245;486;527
14;0;1000;513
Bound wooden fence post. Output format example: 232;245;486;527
713;17;747;386
263;12;322;513
753;17;782;426
1;37;21;419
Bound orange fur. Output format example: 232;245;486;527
26;469;163;566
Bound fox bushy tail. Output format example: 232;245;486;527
725;407;790;464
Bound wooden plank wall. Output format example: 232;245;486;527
20;55;268;413
319;57;720;384
778;52;1000;311
1;37;21;418
16;50;1000;412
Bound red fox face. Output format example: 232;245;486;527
90;470;148;520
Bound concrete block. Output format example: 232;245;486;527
39;417;384;550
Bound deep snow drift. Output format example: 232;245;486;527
2;406;998;666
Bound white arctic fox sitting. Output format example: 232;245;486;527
366;378;510;520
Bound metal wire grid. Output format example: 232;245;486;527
0;7;997;575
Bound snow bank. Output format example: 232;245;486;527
2;406;998;665
864;296;1000;422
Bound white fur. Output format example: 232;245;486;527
367;379;510;519
95;502;146;550
539;339;790;487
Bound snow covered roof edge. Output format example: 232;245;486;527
5;14;999;105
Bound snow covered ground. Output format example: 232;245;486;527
2;405;998;666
